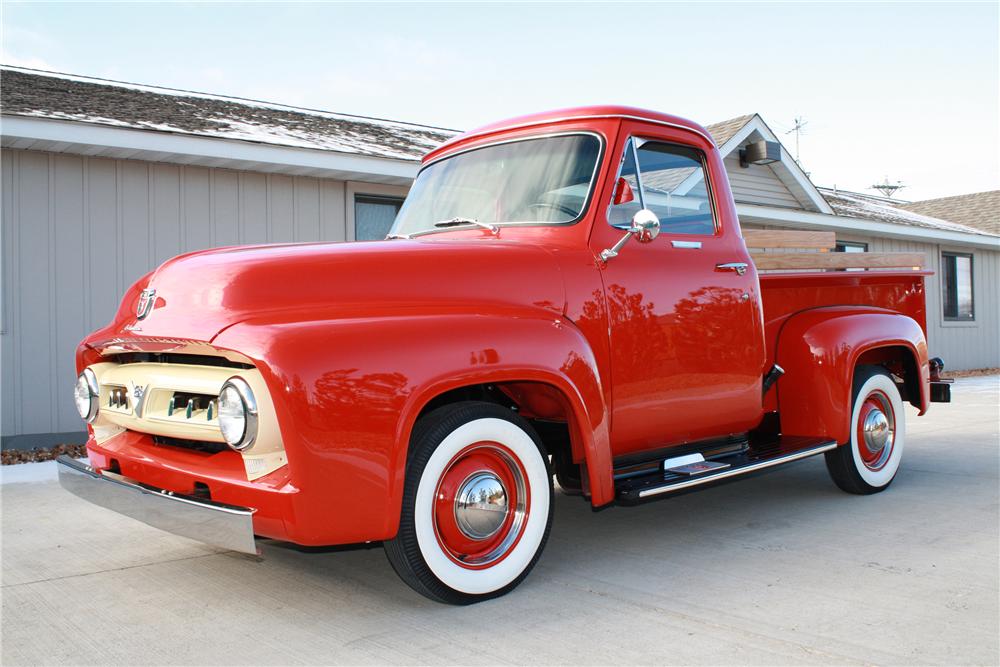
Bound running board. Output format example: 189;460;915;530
615;436;837;505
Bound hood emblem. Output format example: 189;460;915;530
136;288;156;320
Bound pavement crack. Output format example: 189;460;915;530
1;551;226;589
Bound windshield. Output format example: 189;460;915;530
390;134;602;237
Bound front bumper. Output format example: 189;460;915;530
56;455;258;555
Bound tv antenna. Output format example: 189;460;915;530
871;176;905;198
785;116;808;163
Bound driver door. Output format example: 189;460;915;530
590;129;766;457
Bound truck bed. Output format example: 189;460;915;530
745;230;929;363
759;270;929;361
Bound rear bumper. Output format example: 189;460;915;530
930;380;952;403
56;455;258;555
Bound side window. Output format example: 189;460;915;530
634;141;716;235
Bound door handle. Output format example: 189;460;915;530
716;262;748;276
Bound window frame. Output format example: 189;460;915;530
606;135;720;237
395;131;606;237
346;181;409;241
354;194;405;241
834;240;869;253
941;250;975;323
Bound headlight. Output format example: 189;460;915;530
74;368;99;423
218;377;258;451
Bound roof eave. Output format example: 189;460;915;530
736;203;1000;250
0;114;421;184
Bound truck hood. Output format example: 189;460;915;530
100;238;567;343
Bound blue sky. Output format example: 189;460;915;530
3;1;997;200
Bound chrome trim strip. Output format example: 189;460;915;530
56;455;259;555
672;240;703;249
636;442;837;498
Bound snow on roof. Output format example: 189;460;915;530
819;187;998;237
0;66;458;161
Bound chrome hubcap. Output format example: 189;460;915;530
454;472;508;540
863;408;891;452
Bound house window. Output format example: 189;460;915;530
835;241;868;253
355;194;405;241
942;252;974;321
833;241;868;272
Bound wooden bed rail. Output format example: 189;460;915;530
742;229;925;271
742;230;836;250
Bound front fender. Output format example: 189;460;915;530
213;311;611;545
775;306;928;444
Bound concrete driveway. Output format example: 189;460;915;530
3;376;997;666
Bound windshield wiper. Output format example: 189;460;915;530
433;217;500;235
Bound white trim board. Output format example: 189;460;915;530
0;115;420;185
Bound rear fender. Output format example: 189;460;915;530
774;307;928;444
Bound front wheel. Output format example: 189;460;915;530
384;402;553;604
825;365;906;494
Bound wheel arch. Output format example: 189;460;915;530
774;307;929;445
394;363;613;518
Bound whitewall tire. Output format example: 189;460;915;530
384;402;553;604
825;366;906;494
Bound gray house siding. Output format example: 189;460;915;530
723;154;802;209
845;234;999;372
1;148;355;445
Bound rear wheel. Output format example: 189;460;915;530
825;365;906;494
384;402;553;604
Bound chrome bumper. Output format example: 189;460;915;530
56;455;258;555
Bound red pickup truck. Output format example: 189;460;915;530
59;106;952;604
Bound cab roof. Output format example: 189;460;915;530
424;105;715;163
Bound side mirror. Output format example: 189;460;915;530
629;209;660;243
600;209;660;262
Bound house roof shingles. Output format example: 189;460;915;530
0;66;458;161
899;191;1000;235
704;114;755;147
819;188;997;237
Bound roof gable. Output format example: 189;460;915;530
703;114;833;214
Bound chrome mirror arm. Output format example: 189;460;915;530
600;230;634;262
600;209;661;264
